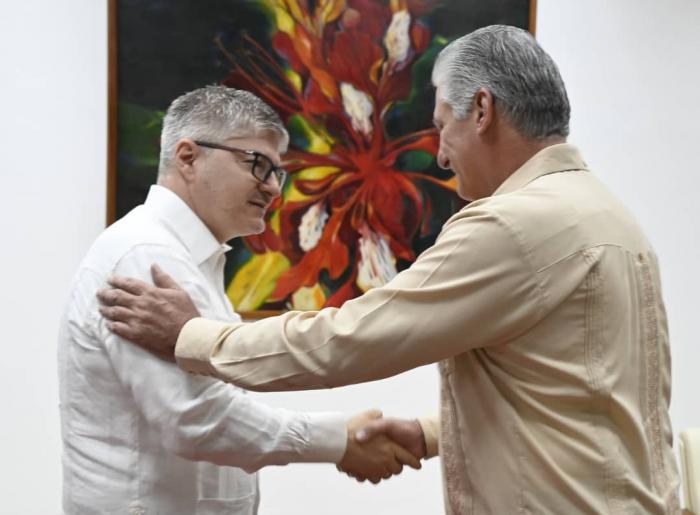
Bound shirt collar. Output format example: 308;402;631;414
143;185;231;265
493;143;588;196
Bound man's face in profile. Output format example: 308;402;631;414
434;94;481;201
189;133;284;241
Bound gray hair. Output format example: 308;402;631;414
158;85;289;175
432;25;570;140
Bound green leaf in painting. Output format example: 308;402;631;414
118;102;164;168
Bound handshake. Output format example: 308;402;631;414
338;410;427;484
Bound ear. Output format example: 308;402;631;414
173;139;199;182
473;88;495;134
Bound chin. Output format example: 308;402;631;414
457;190;473;201
456;183;475;201
241;220;266;236
457;179;486;201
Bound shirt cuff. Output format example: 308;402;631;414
297;412;348;464
418;415;440;459
175;317;237;375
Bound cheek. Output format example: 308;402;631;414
440;128;464;157
210;175;245;204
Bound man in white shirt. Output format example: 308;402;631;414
58;86;418;514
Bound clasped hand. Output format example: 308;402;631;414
338;410;427;484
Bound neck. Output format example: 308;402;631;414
157;172;194;209
156;172;227;244
484;123;566;194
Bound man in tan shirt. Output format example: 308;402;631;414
99;25;680;513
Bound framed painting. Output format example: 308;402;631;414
108;0;536;317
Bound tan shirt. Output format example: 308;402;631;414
176;144;680;514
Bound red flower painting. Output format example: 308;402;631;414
219;0;461;311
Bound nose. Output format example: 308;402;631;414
260;174;282;199
437;148;451;170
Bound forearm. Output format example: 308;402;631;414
169;398;348;472
175;302;441;391
175;209;544;391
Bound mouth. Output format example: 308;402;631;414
248;199;269;210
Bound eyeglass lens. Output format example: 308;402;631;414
251;154;286;186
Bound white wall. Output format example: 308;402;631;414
0;0;108;512
1;0;698;513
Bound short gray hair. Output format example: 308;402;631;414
432;25;570;140
158;85;289;175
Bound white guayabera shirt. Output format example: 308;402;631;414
58;185;346;515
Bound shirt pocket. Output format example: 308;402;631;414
196;493;258;515
197;461;258;500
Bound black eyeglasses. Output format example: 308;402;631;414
194;140;287;187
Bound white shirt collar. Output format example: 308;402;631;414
143;185;231;265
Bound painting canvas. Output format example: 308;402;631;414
109;0;535;316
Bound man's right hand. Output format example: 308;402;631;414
338;410;422;484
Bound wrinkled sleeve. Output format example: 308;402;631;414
175;206;548;391
98;246;347;472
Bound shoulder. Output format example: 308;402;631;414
470;172;591;232
453;170;650;271
437;171;612;271
80;206;188;278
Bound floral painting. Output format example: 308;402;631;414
111;0;533;314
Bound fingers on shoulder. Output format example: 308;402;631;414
151;264;181;289
108;275;148;295
98;305;132;322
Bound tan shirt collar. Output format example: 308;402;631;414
493;143;588;196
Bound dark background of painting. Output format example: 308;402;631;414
112;0;531;303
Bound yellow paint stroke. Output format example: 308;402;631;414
227;252;291;311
